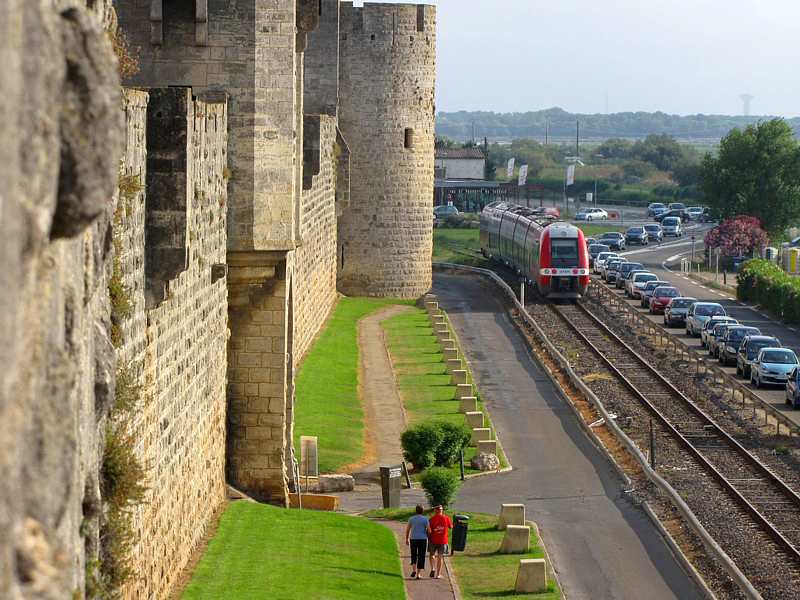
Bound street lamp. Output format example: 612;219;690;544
593;154;603;204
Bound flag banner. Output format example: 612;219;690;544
518;164;528;186
506;158;515;179
566;164;575;186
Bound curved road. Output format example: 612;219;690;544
433;273;701;600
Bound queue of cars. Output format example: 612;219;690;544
593;247;800;406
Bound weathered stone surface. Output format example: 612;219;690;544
319;474;355;492
470;453;499;471
500;525;531;554
465;411;484;428
454;384;473;399
450;369;468;386
515;559;548;593
470;428;491;447
458;396;478;413
477;440;498;457
498;504;526;530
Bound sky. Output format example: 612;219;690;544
358;0;800;117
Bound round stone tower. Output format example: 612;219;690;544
337;2;436;298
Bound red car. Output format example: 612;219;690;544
649;286;681;314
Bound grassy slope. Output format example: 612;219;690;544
293;297;412;473
367;509;559;599
182;503;404;599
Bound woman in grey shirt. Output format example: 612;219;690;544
405;504;431;579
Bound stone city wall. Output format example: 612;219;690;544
115;87;229;599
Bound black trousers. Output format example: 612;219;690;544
410;539;427;570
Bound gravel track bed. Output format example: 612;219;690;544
462;264;800;599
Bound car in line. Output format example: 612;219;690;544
708;322;739;358
615;262;645;289
751;348;799;388
700;316;738;348
647;202;666;217
785;367;800;408
649;286;681;314
719;326;761;366
598;232;626;251
668;202;687;211
685;206;704;221
433;204;458;217
736;335;781;378
604;258;628;283
640;280;671;307
654;209;686;222
663;297;697;327
588;244;611;267
624;226;649;245
686;302;726;337
594;251;618;275
626;272;659;299
661;216;683;237
644;223;663;243
576;207;609;221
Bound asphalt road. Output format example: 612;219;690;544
613;225;800;427
433;273;701;600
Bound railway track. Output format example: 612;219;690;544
533;293;800;597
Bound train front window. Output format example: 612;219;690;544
550;239;578;266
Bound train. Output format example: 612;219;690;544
479;201;590;299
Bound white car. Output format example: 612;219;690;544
685;207;704;220
661;216;682;237
751;348;799;388
626;272;658;298
576;208;608;221
594;252;618;275
433;205;458;217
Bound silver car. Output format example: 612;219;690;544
751;348;799;388
700;316;737;348
626;272;658;299
594;251;618;275
686;302;726;337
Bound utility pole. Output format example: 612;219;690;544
472;120;475;144
576;118;580;158
544;121;548;145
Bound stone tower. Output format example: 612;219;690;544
337;2;436;298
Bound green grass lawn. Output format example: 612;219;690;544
432;227;491;266
181;503;404;599
293;297;413;473
382;308;507;480
366;509;559;599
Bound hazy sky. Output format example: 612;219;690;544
359;0;800;117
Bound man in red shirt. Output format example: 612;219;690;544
427;505;452;579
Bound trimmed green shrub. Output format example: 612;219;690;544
401;422;442;471
737;259;800;325
419;467;461;508
434;422;472;467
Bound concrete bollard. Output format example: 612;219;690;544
426;302;439;315
450;370;467;386
499;525;530;554
498;504;525;530
465;411;484;428
440;338;456;351
515;559;547;593
442;348;458;363
445;358;462;375
435;325;450;342
424;293;437;306
477;439;498;456
454;384;473;400
458;396;478;413
470;427;491;446
430;314;446;327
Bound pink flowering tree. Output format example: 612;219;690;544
703;215;769;265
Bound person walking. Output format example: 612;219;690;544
405;504;431;579
427;505;453;579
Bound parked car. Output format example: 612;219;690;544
647;202;666;217
604;258;628;283
700;316;738;348
751;348;799;388
644;223;663;243
668;202;687;211
615;262;644;289
708;322;738;358
685;206;704;221
661;216;683;237
719;326;761;366
598;232;626;251
624;226;648;245
786;367;800;408
654;209;686;222
576;207;608;221
737;335;781;378
594;251;618;275
686;302;726;336
664;297;697;327
649;286;680;313
585;237;597;248
434;204;458;217
640;280;671;307
627;272;659;299
588;244;611;267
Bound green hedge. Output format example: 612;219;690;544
736;259;800;324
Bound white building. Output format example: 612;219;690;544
435;147;485;180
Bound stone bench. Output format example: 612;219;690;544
288;493;340;511
515;559;547;593
498;503;525;530
499;524;530;554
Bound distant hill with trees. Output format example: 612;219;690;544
436;108;800;143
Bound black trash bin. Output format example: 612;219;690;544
451;514;470;553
